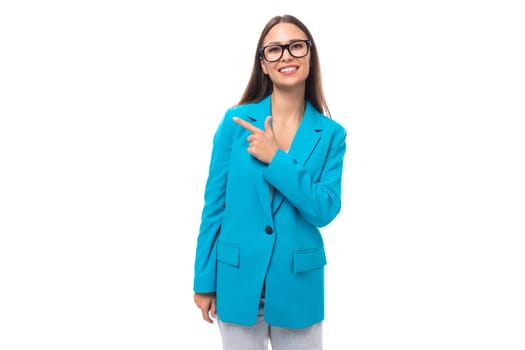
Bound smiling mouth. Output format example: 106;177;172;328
278;66;298;73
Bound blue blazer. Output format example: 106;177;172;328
193;94;346;328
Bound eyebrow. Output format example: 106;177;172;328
264;38;308;46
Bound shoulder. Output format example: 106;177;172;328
218;98;270;131
217;101;258;123
305;102;346;139
225;99;265;117
214;100;263;136
320;117;347;148
226;95;271;118
321;115;346;135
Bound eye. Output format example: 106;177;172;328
267;46;281;54
291;42;305;50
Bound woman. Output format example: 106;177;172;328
193;14;346;350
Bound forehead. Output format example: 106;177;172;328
263;23;307;45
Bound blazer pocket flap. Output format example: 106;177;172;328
293;248;326;273
217;242;240;267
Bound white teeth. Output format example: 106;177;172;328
279;67;297;73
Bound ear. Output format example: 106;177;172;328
260;58;268;75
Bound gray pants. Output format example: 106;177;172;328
217;298;322;350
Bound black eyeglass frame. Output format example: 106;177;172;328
259;39;312;62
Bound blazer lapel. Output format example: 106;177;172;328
271;101;323;215
248;96;324;219
287;101;323;166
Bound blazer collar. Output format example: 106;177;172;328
250;94;324;166
251;94;324;219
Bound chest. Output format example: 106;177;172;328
273;123;300;153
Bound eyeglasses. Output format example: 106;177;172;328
260;40;311;62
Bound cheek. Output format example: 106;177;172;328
302;61;311;77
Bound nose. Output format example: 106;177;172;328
281;47;293;61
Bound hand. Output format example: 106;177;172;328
194;292;217;324
233;116;278;164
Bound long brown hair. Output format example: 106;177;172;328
237;15;331;117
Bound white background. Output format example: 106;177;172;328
1;0;524;349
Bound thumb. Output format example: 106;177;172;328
211;299;217;318
264;116;273;133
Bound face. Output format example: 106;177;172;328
260;23;311;91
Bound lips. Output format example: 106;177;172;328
278;66;298;73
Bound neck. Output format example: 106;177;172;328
270;88;305;124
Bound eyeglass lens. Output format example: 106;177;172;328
263;41;309;62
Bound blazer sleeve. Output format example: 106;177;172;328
193;110;234;292
264;123;347;227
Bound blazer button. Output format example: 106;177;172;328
264;225;273;234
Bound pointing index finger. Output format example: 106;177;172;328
233;116;260;134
